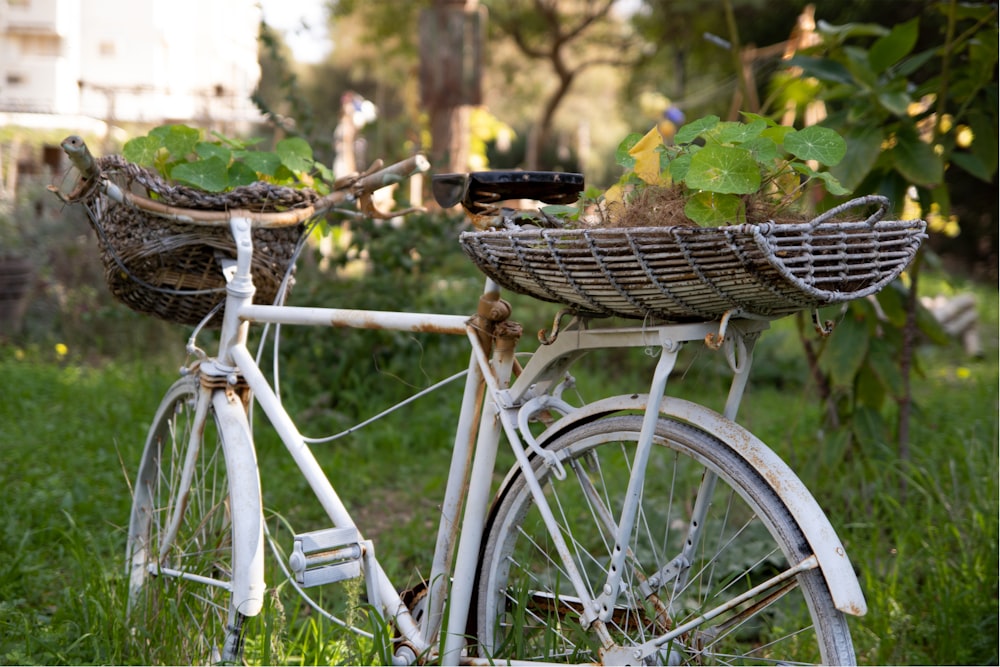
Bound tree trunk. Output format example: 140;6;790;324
420;0;483;174
526;70;574;170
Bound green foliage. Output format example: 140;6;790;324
610;114;847;225
121;124;333;194
810;287;950;448
789;4;998;218
267;210;483;426
1;281;997;664
779;4;998;450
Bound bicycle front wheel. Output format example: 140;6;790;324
126;376;247;664
476;414;855;665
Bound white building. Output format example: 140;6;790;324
0;0;263;130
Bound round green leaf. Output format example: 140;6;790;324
675;115;720;144
784;126;847;166
170;155;230;192
276;137;315;174
615;133;643;168
743;136;780;164
239;150;282;177
122;135;162;167
791;163;851;196
685;145;760;194
668;152;692;182
194;141;232;163
684;191;744;226
157;124;200;160
227;161;260;188
713;119;767;144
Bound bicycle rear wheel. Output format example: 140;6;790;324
476;414;855;665
126;376;248;664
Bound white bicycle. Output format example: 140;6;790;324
57;137;925;665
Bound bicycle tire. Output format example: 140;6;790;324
475;414;855;665
126;376;249;664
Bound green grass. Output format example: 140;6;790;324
1;278;997;665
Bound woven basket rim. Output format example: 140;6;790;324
459;217;926;239
458;216;927;322
95;155;322;213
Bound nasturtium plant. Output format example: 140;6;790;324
122;124;333;193
605;113;849;226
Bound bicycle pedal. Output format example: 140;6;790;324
289;526;363;587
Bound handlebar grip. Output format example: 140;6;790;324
355;154;430;195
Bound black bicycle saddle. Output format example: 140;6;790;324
432;171;584;214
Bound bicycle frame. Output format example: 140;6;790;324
184;215;865;665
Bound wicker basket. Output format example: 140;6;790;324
75;156;318;326
459;196;926;323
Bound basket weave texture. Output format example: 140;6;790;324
79;156;318;326
460;200;925;323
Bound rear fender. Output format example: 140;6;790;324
535;393;867;616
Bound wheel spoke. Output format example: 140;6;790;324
126;378;246;665
476;416;854;664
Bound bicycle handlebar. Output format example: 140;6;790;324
56;135;430;228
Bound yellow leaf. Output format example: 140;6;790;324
628;126;664;185
604;183;625;205
603;183;626;224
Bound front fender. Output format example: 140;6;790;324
212;391;266;617
537;393;867;617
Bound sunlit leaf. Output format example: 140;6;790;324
227;161;259;188
739;111;779;127
156;124;200;160
743;136;779;164
784;126;847;166
791;165;850;196
675;115;720;144
685;145;760;194
627;126;665;185
210;130;261;149
239;150;282;177
276;137;315;174
171;156;229;192
668;152;692;182
615;133;643;168
713;119;767;144
122;136;162;167
313;162;334;184
684;191;743;226
603;183;625;205
194;141;231;163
